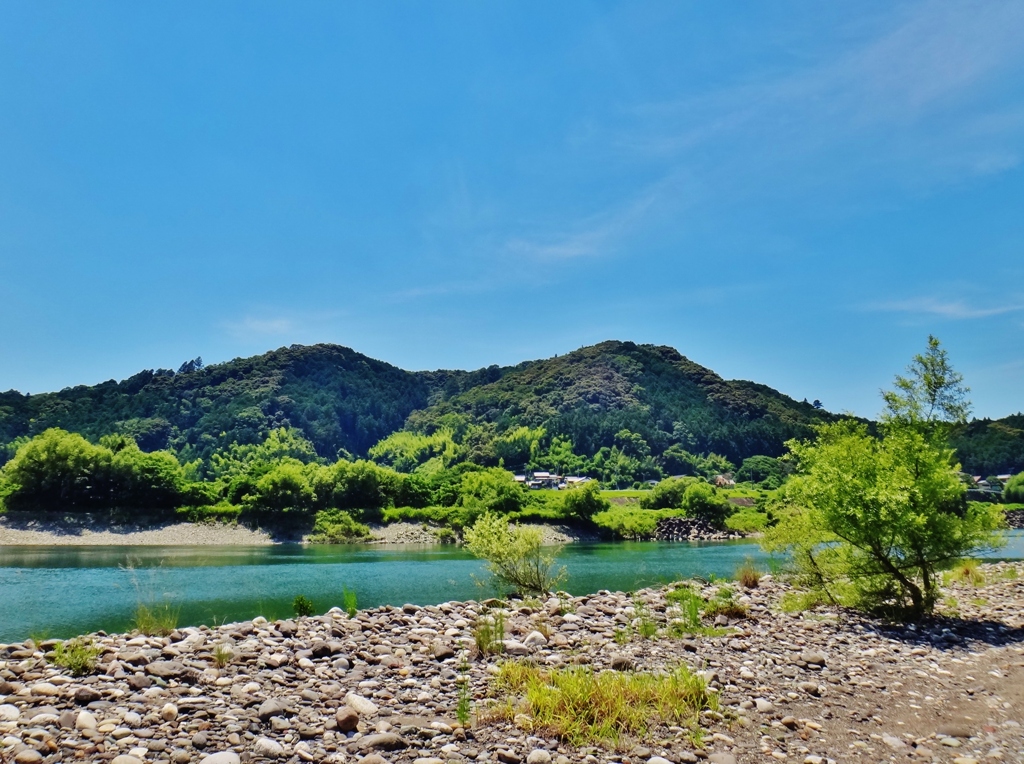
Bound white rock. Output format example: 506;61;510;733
110;756;144;764
649;758;674;764
29;682;59;696
199;753;241;764
160;703;178;721
345;692;379;716
755;698;773;713
502;640;530;656
254;737;285;757
122;711;142;727
524;631;548;648
528;751;552;764
0;704;19;722
76;710;98;730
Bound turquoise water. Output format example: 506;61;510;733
0;531;1021;642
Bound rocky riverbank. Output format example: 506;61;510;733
654;518;743;542
2;564;1022;764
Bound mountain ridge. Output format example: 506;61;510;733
1;340;1021;473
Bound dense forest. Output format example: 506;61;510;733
1;340;1021;478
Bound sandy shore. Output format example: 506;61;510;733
0;516;600;547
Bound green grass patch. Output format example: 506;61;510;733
133;602;180;636
490;662;716;746
777;590;831;613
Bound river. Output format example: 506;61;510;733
1;532;1022;642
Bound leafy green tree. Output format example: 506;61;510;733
459;468;527;517
640;477;695;509
736;455;784;486
242;461;316;515
882;335;971;436
369;428;460;473
561;481;610;521
679;481;732;524
0;429;112;511
1005;472;1024;503
764;420;1004;619
493;426;546;471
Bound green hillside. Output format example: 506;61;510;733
1;340;1020;475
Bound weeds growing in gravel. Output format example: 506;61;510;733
456;654;472;726
735;558;762;589
474;609;506;655
632;597;659;640
293;595;315;617
342;587;358;618
212;643;234;668
944;559;986;587
777;590;829;613
49;637;100;677
489;661;717;746
133;603;180;637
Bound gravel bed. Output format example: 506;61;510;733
1;564;1022;764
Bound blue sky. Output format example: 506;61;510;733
1;1;1022;420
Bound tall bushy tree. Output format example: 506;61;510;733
764;338;1004;619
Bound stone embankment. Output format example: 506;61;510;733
1005;510;1024;530
654;517;743;542
1;565;1023;764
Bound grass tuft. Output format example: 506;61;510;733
944;558;986;587
735;558;762;589
49;637;100;677
133;603;180;636
212;643;234;668
491;661;717;746
293;594;315;618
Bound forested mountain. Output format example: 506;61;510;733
1;340;1020;473
0;344;480;463
954;414;1024;476
405;341;834;466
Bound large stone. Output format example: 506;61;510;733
258;698;292;721
254;737;285;758
146;661;186;679
160;703;178;721
345;692;379;716
523;631;548;648
649;758;673;764
937;724;973;739
127;674;152;690
502;640;530;656
335;706;359;732
355;733;408;752
14;751;44;764
29;682;59;696
76;710;98;730
430;641;455;661
527;750;552;764
200;754;242;764
73;686;102;704
708;755;736;764
610;655;635;671
800;651;826;666
0;704;19;721
111;757;145;764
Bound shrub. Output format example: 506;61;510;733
308;509;371;543
293;595;315;617
561;482;610;521
491;662;717;745
464;513;566;596
175;501;242;524
49;637;100;677
212;643;234;668
724;508;769;534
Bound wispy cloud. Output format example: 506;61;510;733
221;309;345;342
503;175;682;261
865;296;1024;319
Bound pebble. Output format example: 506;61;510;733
253;737;285;757
200;754;242;764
